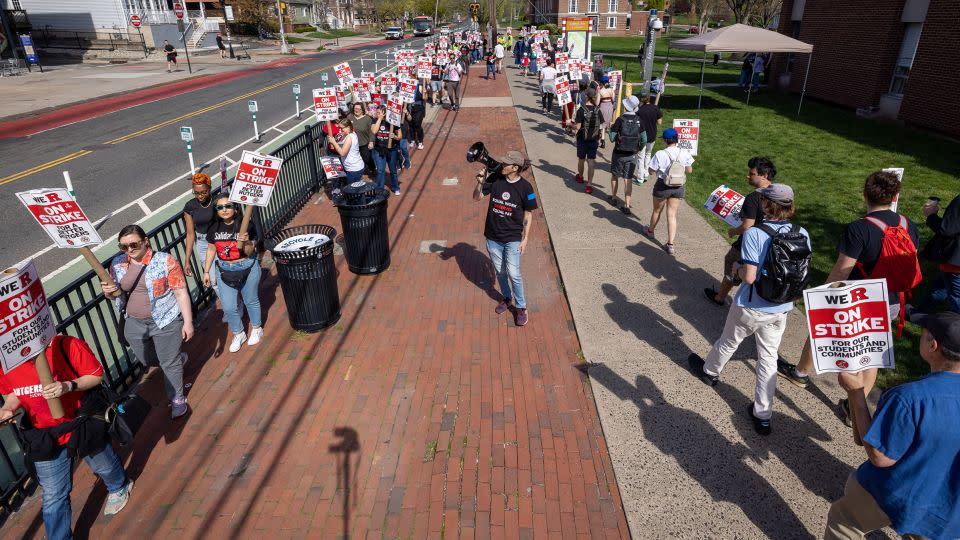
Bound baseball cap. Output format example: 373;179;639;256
662;127;678;140
600;75;610;83
757;183;795;205
915;312;960;355
622;95;639;113
495;150;527;166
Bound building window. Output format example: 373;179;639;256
568;0;578;13
587;0;598;13
889;23;922;96
607;16;616;29
608;0;617;12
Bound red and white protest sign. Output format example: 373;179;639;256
334;62;354;84
417;56;433;79
439;35;449;49
536;55;547;68
0;260;56;373
607;70;622;91
673;119;700;156
351;81;372;103
703;185;745;228
555;53;569;73
581;61;594;78
313;88;338;121
568;59;582;81
360;71;375;86
424;43;435;55
386;97;403;126
319;157;346;180
436;50;450;65
230;150;283;207
380;73;398;94
398;78;417;104
555;75;571;106
804;279;895;374
17;188;103;249
336;84;348;111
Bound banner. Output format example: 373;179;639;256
313;88;339;121
703;185;745;228
804;279;895;374
398;78;417;104
351;81;372;103
380;73;398;95
319;157;346;179
417;56;433;79
386;97;403;126
555;75;571;106
334;62;354;84
0;260;56;373
17;188;103;249
229;150;283;207
673;119;700;156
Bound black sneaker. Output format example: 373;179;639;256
687;353;718;387
776;359;810;389
838;398;853;427
703;287;725;306
747;404;772;436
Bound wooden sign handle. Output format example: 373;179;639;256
654;63;669;106
33;351;65;419
238;204;254;243
80;247;116;289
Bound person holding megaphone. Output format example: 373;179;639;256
470;145;537;327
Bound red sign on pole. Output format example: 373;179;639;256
130;15;142;28
173;3;185;19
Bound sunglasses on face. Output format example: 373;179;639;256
118;241;143;251
216;204;234;210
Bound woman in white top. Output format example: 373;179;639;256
327;118;365;186
538;59;558;113
643;127;695;255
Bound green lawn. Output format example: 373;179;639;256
626;84;960;388
593;34;739;61
306;29;362;39
285;36;311;44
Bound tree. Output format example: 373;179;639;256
750;0;781;29
723;0;756;24
689;0;722;33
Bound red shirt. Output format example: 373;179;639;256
0;336;104;445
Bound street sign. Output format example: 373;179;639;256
293;83;301;95
321;72;329;83
130;15;142;28
224;5;235;21
179;126;194;142
248;100;258;113
173;2;185;19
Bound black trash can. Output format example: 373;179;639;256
333;181;391;275
267;224;341;332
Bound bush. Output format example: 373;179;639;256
293;24;316;33
319;20;331;31
539;23;560;35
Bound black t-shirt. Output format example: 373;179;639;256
206;220;257;262
183;198;216;236
431;65;442;81
838;210;919;280
732;190;764;250
164;43;175;53
482;175;538;243
635;104;662;142
374;122;395;151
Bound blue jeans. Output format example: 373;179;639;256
738;68;750;88
398;138;411;168
194;235;209;270
373;148;399;191
35;445;127;540
918;271;960;314
485;239;526;308
486;63;496;79
215;257;262;334
344;169;364;184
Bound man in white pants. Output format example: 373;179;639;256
494;40;505;74
688;184;810;436
634;92;662;183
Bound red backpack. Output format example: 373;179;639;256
856;215;922;335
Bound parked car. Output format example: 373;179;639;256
385;26;404;40
688;25;700;34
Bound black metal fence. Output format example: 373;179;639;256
0;122;328;519
29;28;146;52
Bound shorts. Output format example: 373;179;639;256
431;80;442;92
576;138;599;160
652;178;685;199
610;151;639;178
723;245;743;284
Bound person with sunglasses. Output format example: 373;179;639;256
201;195;264;353
101;225;193;419
182;173;215;280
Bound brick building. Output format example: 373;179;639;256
772;0;960;138
528;0;637;36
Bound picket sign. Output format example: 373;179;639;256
703;185;745;227
673;119;700;156
380;73;398;95
555;52;569;73
319;157;346;179
386;97;403;127
351;81;372;103
804;279;895;375
334;62;354;84
555;75;572;108
398;78;417;104
416;56;433;79
313;87;339;122
568;60;582;82
0;260;63;416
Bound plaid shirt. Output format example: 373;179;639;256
109;249;186;329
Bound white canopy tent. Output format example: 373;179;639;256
670;24;814;116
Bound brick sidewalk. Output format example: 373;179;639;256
2;66;629;539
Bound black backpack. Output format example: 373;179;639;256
580;106;601;140
614;114;645;153
751;223;812;303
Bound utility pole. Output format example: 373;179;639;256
488;0;497;45
220;0;236;58
276;0;289;54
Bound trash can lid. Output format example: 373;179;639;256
342;180;378;196
273;233;331;252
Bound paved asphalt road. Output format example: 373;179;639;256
0;35;435;277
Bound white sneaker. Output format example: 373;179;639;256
229;332;247;353
247;327;263;346
103;480;133;516
417;142;424;149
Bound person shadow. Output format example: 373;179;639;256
585;364;816;539
601;283;694;363
436;242;500;301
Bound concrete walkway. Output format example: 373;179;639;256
505;68;895;538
